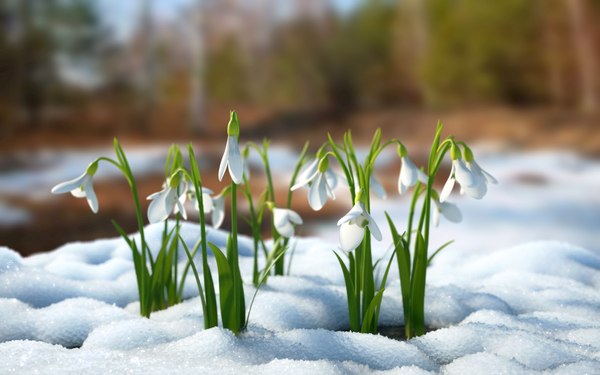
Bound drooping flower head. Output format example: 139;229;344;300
147;175;188;224
462;146;497;198
439;143;478;202
189;187;226;229
431;190;462;227
218;111;244;184
397;144;427;195
291;155;336;211
337;191;382;252
51;161;99;213
270;205;303;238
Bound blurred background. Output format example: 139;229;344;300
1;0;599;257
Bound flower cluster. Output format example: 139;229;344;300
50;116;495;337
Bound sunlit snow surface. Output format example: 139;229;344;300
1;150;600;374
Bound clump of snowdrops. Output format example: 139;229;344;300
52;113;495;338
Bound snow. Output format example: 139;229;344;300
1;150;600;373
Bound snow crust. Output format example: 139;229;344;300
1;150;600;373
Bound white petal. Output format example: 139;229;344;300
325;177;336;200
308;173;327;211
472;161;497;184
292;159;318;190
365;213;382;241
432;204;441;227
176;196;187;220
147;190;170;223
370;175;386;199
218;137;230;182
51;172;87;194
337;202;365;226
325;169;338;190
440;201;462;222
212;196;225;228
82;177;99;213
339;222;365;251
397;174;408;195
439;174;455;203
71;187;87;198
147;191;161;200
227;136;244;184
286;209;303;225
417;169;428;184
276;220;295;238
462;178;487;199
454;159;476;188
273;208;288;228
400;157;418;187
201;193;214;213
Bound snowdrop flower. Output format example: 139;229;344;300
439;145;478;202
208;193;226;229
370;174;387;199
218;111;244;184
190;187;226;228
337;193;382;252
397;145;427;195
272;206;303;238
147;178;188;224
432;198;462;227
51;162;99;213
291;157;336;211
459;157;498;199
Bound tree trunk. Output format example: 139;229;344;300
188;0;206;134
565;0;598;112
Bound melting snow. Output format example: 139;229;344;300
1;150;600;373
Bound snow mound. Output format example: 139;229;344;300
1;150;600;373
1;231;600;373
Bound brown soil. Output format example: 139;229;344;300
1;106;599;256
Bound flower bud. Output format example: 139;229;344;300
227;110;240;136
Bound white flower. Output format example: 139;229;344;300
398;156;427;195
337;202;382;252
291;160;336;211
190;188;225;228
273;207;303;238
209;194;226;229
370;174;387;199
439;159;478;202
51;170;98;213
147;180;188;224
218;135;244;184
432;198;462;227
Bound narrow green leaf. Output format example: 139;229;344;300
209;242;238;333
427;240;454;266
334;251;360;332
361;288;385;334
385;212;411;324
179;235;207;316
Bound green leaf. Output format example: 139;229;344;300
179;235;207;316
361;288;385;334
427;240;454;267
334;251;360;332
385;212;411;323
410;232;427;337
244;248;287;330
209;242;238;334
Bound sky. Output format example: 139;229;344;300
98;0;359;42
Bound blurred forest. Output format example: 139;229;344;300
1;0;600;255
1;0;599;141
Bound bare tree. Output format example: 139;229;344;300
136;0;156;131
188;0;206;134
540;0;566;105
565;0;598;112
